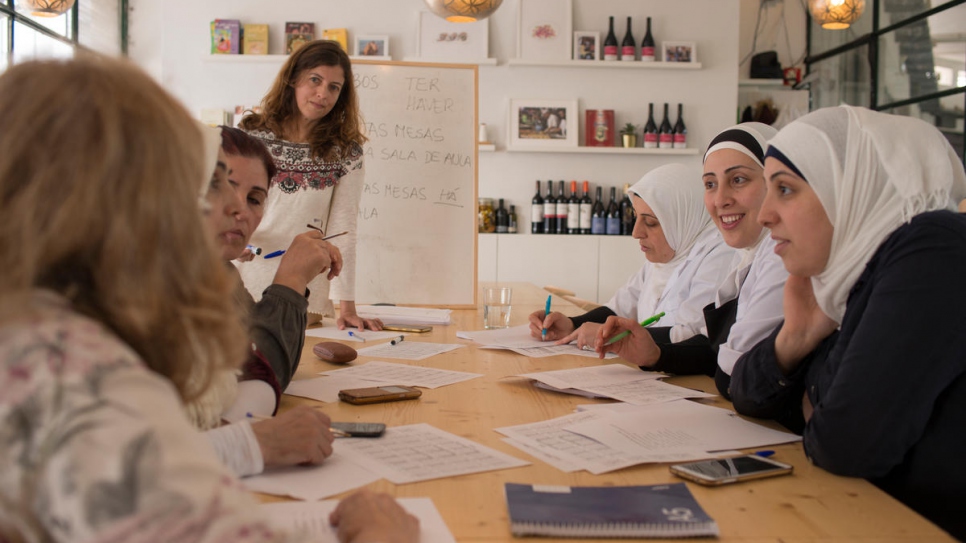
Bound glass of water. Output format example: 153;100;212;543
483;287;512;329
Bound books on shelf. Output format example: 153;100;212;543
210;19;241;54
243;24;269;55
286;22;315;54
322;28;348;52
504;482;719;538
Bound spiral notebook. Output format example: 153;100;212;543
504;482;718;538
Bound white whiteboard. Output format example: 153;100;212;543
351;61;478;307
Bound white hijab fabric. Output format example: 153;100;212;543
627;163;712;317
768;105;966;323
197;122;223;211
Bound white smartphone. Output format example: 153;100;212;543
669;454;793;486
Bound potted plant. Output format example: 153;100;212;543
620;122;638;148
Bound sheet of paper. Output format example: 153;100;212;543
260;497;456;543
284;375;396;403
517;363;662;390
336;423;529;484
457;325;547;348
579;378;716;406
564;400;802;457
500;437;582;473
508;343;619;359
356;341;465;361
305;327;403;343
242;451;381;501
321;361;482;389
534;381;609;399
356;305;452;325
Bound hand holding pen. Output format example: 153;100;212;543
594;312;665;365
270;231;344;294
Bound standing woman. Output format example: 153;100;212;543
597;123;787;397
239;40;380;329
730;106;966;539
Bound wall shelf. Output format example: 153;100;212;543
738;78;788;87
505;146;699;155
402;57;499;66
204;54;288;63
508;59;702;70
478;143;496;152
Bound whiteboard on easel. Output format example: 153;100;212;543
351;60;478;308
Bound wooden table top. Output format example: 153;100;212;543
266;282;953;542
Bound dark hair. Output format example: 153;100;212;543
219;125;278;180
239;40;366;161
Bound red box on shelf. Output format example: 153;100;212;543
585;109;615;147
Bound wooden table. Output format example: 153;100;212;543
270;282;952;542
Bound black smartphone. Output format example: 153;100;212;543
669;454;793;486
330;422;387;437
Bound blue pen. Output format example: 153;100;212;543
754;450;775;458
264;249;285;259
347;330;367;342
541;295;552;340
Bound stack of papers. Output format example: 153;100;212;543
356;305;452;325
496;400;801;474
517;364;714;405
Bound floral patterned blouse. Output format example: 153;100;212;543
0;292;296;542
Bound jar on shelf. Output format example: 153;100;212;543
478;198;495;233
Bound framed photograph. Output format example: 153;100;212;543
663;41;697;63
573;31;599;61
416;11;489;61
508;99;578;148
356;35;390;58
517;0;573;61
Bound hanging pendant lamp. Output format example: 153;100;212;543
808;0;865;30
19;0;74;17
423;0;503;23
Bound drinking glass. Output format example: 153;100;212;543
483;287;512;329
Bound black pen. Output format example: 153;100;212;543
390;335;405;346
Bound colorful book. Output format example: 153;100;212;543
322;28;348;52
504;482;718;538
585;109;615;147
243;24;269;55
286;22;315;54
210;19;241;55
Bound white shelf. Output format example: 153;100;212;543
478;143;496;152
739;78;788;87
505;146;700;155
508;59;702;70
204;54;289;63
402;57;499;66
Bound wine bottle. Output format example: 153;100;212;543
673;103;688;149
643;103;658;149
621;16;636;61
531;180;544;234
606;187;621;235
659;103;674;149
591;186;606;235
543;179;557;234
567;180;580;234
603;16;618;61
641;16;655;62
620;183;635;235
579;181;593;234
508;205;518;234
495;198;508;233
556;180;568;235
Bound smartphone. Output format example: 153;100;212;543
669;455;793;486
382;324;433;333
330;421;387;437
338;385;422;405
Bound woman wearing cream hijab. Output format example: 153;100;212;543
730;106;966;540
530;164;735;348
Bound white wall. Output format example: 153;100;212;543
129;0;746;302
738;0;808;79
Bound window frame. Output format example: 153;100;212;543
0;0;128;65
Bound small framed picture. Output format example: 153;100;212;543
573;31;599;61
416;11;489;61
662;41;697;63
517;0;573;61
508;99;578;148
356;35;390;58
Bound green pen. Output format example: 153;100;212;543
603;311;666;346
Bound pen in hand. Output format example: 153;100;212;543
603;311;666;346
541;295;551;340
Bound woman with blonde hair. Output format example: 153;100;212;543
0;56;416;543
238;40;381;330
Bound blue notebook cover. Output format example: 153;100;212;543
504;482;718;538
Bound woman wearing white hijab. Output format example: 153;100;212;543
730;106;966;540
597;124;787;397
529;164;735;348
